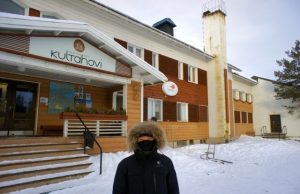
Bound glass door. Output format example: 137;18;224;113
0;79;37;136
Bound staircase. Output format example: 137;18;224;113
0;137;94;193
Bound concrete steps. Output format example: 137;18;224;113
0;137;94;193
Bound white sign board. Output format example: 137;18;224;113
29;37;116;73
162;81;178;96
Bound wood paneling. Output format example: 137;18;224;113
71;136;127;154
198;69;207;85
144;49;152;65
248;113;253;123
0;72;114;135
159;122;209;141
228;80;234;136
188;104;199;122
114;38;127;49
199;106;208;122
159;54;178;79
29;8;40;17
241;112;247;123
234;111;241;123
183;63;188;81
127;81;141;129
234;100;254;136
163;101;177;121
144;80;207;105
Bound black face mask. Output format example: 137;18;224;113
137;140;156;152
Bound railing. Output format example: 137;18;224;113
63;120;126;137
75;113;103;175
261;125;287;140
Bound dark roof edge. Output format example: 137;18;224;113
228;63;242;72
87;0;213;60
251;76;276;83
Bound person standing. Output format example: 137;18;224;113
113;122;179;194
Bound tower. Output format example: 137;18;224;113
202;0;229;139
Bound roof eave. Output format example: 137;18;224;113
0;13;168;84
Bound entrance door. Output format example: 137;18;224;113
270;114;281;133
0;79;37;136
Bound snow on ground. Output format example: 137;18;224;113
13;135;300;194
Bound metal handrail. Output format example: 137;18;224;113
75;113;103;175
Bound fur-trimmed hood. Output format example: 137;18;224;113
127;122;167;151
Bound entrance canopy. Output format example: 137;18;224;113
0;13;168;86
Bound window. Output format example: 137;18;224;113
177;102;188;122
188;65;198;83
112;91;123;111
234;111;240;123
152;53;159;68
241;112;247;123
128;44;144;59
233;89;239;100
178;62;183;80
248;112;253;123
148;98;162;121
240;91;246;102
0;0;25;15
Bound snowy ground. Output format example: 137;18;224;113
12;135;300;194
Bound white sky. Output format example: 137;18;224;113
97;0;300;79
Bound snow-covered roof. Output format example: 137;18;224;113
0;12;168;84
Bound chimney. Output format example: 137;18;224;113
153;18;176;36
202;0;229;140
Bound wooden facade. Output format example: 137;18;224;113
0;71;121;135
233;99;254;136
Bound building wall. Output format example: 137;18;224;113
0;71;114;135
252;79;300;137
159;122;209;142
233;100;254;136
19;0;210;71
126;81;141;130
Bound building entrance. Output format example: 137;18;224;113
0;79;37;136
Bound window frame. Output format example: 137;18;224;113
147;98;163;121
127;44;144;59
188;65;198;83
152;52;159;69
177;102;189;122
112;90;123;111
178;62;183;80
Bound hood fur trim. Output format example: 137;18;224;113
127;122;167;151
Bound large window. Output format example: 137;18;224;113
148;98;162;121
178;62;183;80
128;44;144;59
188;65;198;83
177;102;188;122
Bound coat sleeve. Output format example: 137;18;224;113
167;159;180;194
112;159;128;194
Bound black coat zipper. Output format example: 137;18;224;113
153;171;157;193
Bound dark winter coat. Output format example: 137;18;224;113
113;122;179;194
113;151;179;194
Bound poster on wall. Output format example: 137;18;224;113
48;82;74;114
85;93;92;108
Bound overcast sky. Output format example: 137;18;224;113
98;0;300;79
